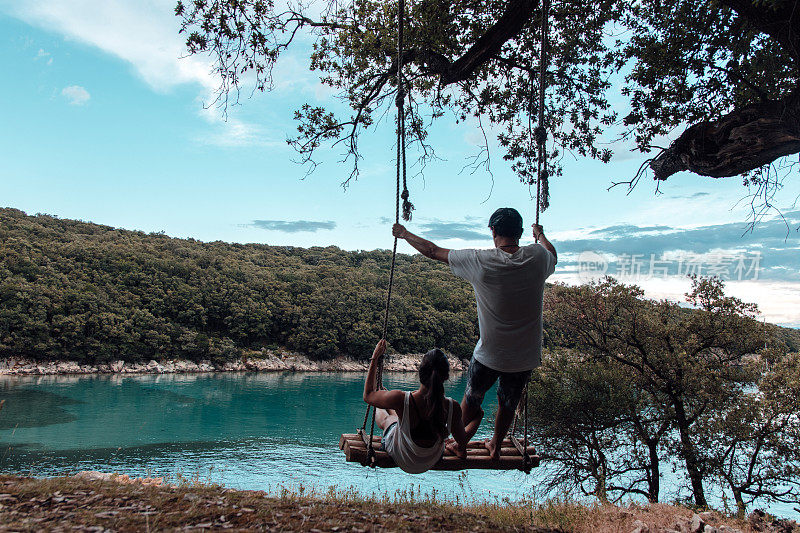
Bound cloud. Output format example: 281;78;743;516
6;0;215;92
61;85;90;105
546;209;800;325
552;210;800;282
550;270;800;328
667;191;711;200
194;109;282;148
248;220;336;233
588;224;672;237
3;0;271;147
418;220;489;241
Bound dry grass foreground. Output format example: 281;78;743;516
0;473;790;533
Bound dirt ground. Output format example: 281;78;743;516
0;473;794;533
0;474;552;532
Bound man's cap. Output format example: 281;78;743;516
488;207;523;232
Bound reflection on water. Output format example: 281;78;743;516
0;372;536;501
0;386;79;429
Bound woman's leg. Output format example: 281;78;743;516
375;408;399;430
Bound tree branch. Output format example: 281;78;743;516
404;0;538;85
650;92;800;180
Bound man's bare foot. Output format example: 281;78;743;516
484;439;500;461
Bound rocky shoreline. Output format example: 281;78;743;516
0;350;468;376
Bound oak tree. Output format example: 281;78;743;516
544;277;767;507
176;0;800;208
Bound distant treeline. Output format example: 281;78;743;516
1;208;798;364
0;208;477;363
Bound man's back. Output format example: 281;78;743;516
449;244;556;373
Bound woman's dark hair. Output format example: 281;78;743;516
418;348;450;439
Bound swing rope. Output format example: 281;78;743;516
534;0;549;225
512;0;550;472
358;0;549;472
359;0;412;467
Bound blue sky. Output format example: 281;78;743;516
1;1;798;327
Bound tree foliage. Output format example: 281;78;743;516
700;351;800;516
538;277;800;512
176;0;799;203
528;348;669;504
0;208;476;363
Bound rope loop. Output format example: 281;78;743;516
401;189;414;221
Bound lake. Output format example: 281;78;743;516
1;371;796;518
0;371;535;503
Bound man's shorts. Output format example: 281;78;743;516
464;358;532;412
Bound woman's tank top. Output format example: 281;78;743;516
384;392;453;474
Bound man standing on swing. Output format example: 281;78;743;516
392;207;557;460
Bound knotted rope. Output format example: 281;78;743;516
534;0;550;224
512;0;550;473
360;0;412;467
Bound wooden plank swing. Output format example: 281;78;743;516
339;0;551;474
339;432;540;472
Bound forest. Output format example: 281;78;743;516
0;208;479;363
1;207;798;365
531;278;800;512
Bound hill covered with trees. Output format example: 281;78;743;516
1;207;798;365
0;208;477;363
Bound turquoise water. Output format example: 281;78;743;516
0;372;534;502
2;372;796;518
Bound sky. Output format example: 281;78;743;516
1;0;799;327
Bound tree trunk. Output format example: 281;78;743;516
647;439;660;503
733;488;747;518
673;399;708;507
596;461;608;504
650;92;800;181
590;446;609;503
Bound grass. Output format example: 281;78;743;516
0;472;781;532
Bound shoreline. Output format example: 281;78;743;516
0;351;468;376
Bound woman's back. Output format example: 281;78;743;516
384;391;452;474
406;391;447;447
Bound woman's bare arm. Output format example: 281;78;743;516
363;339;404;410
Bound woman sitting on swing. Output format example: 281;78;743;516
363;339;469;474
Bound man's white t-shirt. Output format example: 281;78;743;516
449;244;556;373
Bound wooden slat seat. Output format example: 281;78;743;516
339;433;539;472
